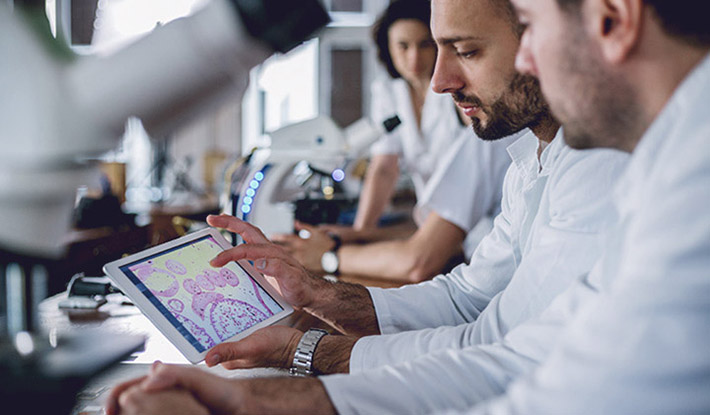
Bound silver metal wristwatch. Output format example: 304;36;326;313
289;328;329;377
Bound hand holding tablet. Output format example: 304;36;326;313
103;228;293;364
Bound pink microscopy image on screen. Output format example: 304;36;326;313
129;261;179;297
130;236;282;349
210;299;268;340
165;259;187;275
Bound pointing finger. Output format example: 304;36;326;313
210;243;296;268
207;214;270;245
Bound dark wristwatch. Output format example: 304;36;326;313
289;328;329;377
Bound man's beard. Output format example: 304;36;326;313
453;73;551;141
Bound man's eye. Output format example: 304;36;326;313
516;17;530;33
457;49;479;59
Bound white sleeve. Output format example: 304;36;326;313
416;134;513;234
468;128;710;415
323;271;601;415
322;343;535;415
367;164;520;334
350;146;628;374
368;78;403;156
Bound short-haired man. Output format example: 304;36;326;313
106;0;631;413
450;0;709;413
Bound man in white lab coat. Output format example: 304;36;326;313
455;0;709;413
105;0;653;413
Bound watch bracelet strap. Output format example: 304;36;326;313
289;328;328;377
327;233;342;252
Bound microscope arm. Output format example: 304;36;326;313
70;0;332;140
69;0;272;141
0;0;328;258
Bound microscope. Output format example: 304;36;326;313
224;114;401;240
0;0;328;412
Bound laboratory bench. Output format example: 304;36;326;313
36;273;403;414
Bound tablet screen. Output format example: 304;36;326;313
119;235;283;353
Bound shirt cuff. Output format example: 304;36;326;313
349;335;375;374
320;373;360;415
347;288;396;374
367;286;396;334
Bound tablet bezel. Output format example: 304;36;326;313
103;227;293;364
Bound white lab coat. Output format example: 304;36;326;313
464;53;710;415
415;128;521;258
370;76;515;256
369;76;463;200
320;130;629;414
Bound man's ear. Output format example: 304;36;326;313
586;0;643;64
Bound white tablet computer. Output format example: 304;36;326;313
103;227;293;364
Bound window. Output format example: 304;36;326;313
241;1;389;153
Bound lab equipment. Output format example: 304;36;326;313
56;274;120;309
226;114;401;240
0;0;328;413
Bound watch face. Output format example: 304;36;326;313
321;251;339;273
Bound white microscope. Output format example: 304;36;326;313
0;0;328;412
224;114;401;241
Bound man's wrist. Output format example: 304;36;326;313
327;233;342;251
290;328;329;377
311;335;357;375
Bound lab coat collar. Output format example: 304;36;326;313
614;52;710;216
506;127;563;182
539;128;565;176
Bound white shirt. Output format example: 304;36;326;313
465;53;710;415
415;127;520;258
370;76;515;256
369;77;463;199
321;130;629;414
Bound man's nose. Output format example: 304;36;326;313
431;52;463;94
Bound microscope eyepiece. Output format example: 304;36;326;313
230;0;330;53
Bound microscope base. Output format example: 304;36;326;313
0;329;144;414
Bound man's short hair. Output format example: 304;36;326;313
555;0;710;46
372;0;432;79
488;0;525;37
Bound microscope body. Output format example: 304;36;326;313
227;115;401;239
0;0;271;259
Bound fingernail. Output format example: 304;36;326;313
256;259;267;270
207;354;221;366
